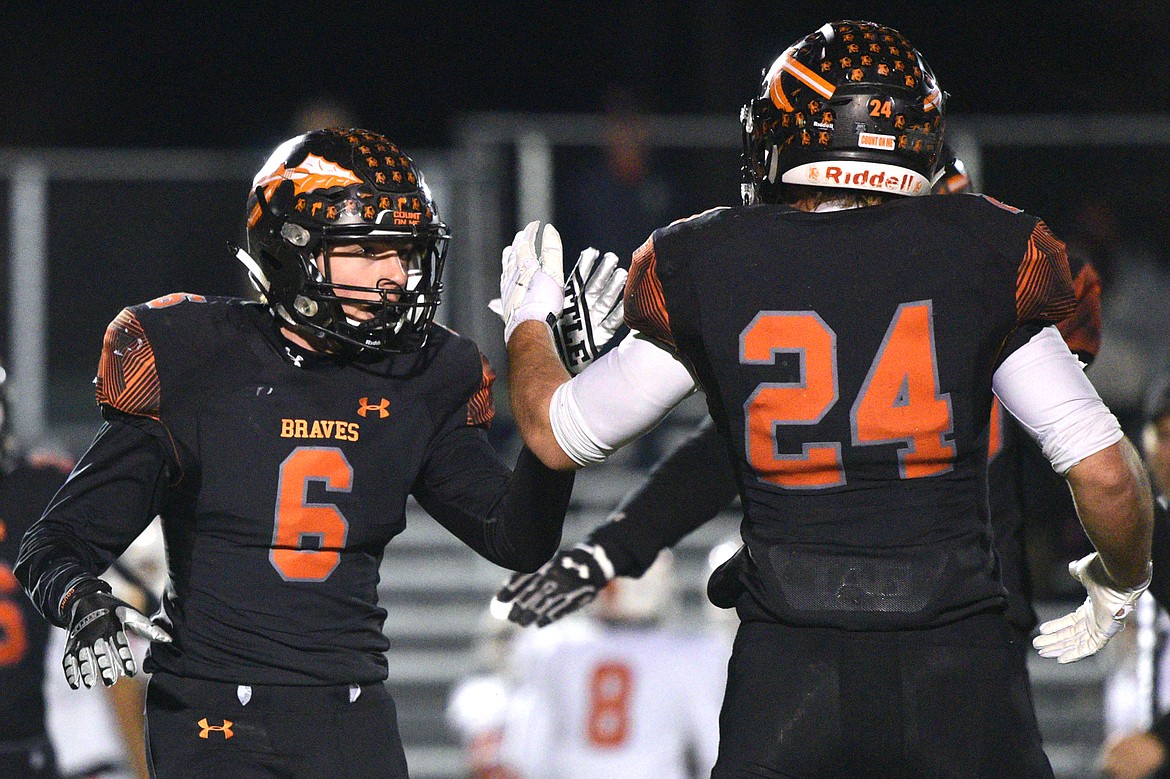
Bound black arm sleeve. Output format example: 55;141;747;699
1148;499;1170;611
586;417;739;577
14;417;173;627
412;424;574;573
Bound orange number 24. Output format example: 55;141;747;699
270;447;352;582
743;301;955;489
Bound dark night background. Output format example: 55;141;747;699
3;2;1168;151
4;2;1170;442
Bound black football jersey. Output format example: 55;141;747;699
625;194;1077;630
18;296;570;686
0;459;70;743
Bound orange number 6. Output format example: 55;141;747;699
270;447;352;582
0;563;28;667
587;661;633;748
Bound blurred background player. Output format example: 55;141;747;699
2;355;169;779
497;551;725;778
15;128;576;779
0;356;66;777
445;608;521;779
0;357;161;779
1101;370;1170;779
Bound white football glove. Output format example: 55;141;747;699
555;248;627;374
1032;552;1151;664
495;221;565;343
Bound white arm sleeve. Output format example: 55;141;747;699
549;333;698;466
992;326;1122;474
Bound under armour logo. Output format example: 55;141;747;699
357;397;390;418
561;556;591;580
198;718;234;740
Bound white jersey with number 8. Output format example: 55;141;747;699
499;617;727;778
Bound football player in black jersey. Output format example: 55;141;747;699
497;156;1104;731
497;21;1153;777
0;358;68;779
16;128;580;778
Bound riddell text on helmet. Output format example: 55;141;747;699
784;160;928;195
821;167;923;194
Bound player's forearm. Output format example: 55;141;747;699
507;320;578;470
489;448;575;571
15;535;100;627
415;428;571;571
1066;438;1154;588
588;419;738;576
15;420;171;625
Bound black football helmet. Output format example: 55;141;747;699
742;20;946;204
236;128;450;354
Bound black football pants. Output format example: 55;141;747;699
711;612;1054;778
144;673;409;778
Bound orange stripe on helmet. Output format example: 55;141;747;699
253;154;364;202
781;55;837;100
764;56;794;112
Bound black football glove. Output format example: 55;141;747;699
489;246;626;373
495;544;616;627
63;581;171;689
554;248;626;374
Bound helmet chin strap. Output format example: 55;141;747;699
230;243;271;293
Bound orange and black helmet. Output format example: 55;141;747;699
741;20;946;204
238;128;450;354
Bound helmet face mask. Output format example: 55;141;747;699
930;153;972;195
742;20;947;205
240;128;450;355
308;235;443;351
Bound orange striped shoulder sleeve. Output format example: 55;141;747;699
95;307;162;420
466;352;496;428
1015;220;1077;326
1055;259;1102;359
623;234;675;348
